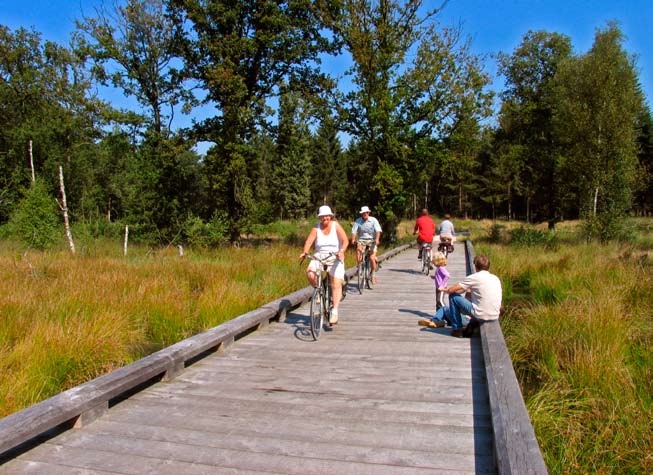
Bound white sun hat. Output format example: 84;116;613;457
359;206;371;214
317;205;334;217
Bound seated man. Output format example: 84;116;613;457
445;254;502;338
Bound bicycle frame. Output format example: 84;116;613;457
357;242;373;293
306;253;336;340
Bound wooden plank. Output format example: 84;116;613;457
1;245;497;474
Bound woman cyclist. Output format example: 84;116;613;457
299;205;349;324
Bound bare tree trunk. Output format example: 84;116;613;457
424;181;428;210
123;225;129;256
458;184;463;215
593;187;599;216
58;166;75;254
29;140;35;184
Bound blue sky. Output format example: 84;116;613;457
2;0;652;133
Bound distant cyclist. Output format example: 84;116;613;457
351;206;382;285
300;205;348;324
438;213;455;241
413;209;435;260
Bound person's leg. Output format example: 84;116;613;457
356;243;363;264
417;239;423;259
449;293;473;329
306;262;318;287
329;261;345;323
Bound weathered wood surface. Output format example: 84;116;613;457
1;245;496;474
464;241;547;475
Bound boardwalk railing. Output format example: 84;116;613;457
464;240;548;475
0;244;410;459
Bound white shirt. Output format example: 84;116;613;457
459;270;502;321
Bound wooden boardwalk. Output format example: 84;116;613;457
1;247;495;474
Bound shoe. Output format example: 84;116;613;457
418;319;435;327
433;320;446;328
451;329;463;338
329;309;339;325
417;253;422;260
371;276;378;285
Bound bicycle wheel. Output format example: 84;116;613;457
421;249;430;275
309;287;324;340
357;260;365;294
365;255;373;289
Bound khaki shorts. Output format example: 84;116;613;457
307;254;345;280
357;239;377;253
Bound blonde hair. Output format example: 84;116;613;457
432;251;447;267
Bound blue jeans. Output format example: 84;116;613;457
433;305;451;325
449;293;474;329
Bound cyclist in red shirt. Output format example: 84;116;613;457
413;208;436;260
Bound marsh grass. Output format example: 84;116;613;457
0;238;358;417
476;221;653;475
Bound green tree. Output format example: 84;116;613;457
336;0;491;240
168;0;340;240
497;30;572;225
553;23;642;240
271;87;312;219
310;115;347;214
0;26;106;224
8;179;61;249
76;0;189;135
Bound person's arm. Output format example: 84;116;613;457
375;231;381;246
374;218;382;245
413;220;419;234
300;227;317;260
446;283;464;294
335;222;348;261
351;220;359;245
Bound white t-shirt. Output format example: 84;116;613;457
458;270;502;321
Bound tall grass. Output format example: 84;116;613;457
476;221;653;474
0;239;347;417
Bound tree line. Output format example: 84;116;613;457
1;0;651;247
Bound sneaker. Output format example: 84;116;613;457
329;309;339;325
417;252;422;260
418;319;434;327
433;320;446;328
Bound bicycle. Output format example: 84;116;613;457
356;241;374;293
437;236;454;258
302;252;338;341
421;241;433;275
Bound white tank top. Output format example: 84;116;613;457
315;222;340;253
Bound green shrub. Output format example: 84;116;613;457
510;225;548;246
7;180;61;250
487;223;504;243
179;212;229;248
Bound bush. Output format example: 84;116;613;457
179;212;229;248
582;214;634;243
510;226;548;246
7;180;61;249
487;223;505;243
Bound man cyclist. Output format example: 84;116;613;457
413;208;435;260
351;206;382;285
300;205;348;324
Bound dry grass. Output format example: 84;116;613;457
480;236;653;475
0;241;327;417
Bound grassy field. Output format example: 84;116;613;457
0;230;359;418
1;216;651;474
470;218;653;474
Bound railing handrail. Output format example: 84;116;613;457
464;240;548;475
0;244;410;457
